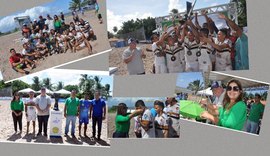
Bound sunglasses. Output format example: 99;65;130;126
226;86;240;92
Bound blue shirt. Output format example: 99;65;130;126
79;100;91;119
91;99;105;117
150;108;157;117
235;33;249;70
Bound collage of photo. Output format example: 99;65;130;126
0;0;268;150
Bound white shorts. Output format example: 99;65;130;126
186;62;199;72
27;114;36;122
79;42;85;48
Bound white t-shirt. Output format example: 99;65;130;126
213;91;225;107
141;109;156;138
75;32;83;40
122;47;145;75
155;113;168;138
24;98;36;116
45;19;55;31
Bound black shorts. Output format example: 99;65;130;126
12;63;27;72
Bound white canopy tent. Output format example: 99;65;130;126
197;87;213;96
54;89;71;95
175;86;194;94
18;88;36;93
37;88;54;94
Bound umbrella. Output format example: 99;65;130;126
180;100;205;119
197;87;213;96
54;89;71;95
18;88;36;93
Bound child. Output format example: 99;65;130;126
79;93;92;137
24;91;36;134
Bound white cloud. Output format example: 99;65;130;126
107;9;153;33
0;6;58;33
168;0;185;13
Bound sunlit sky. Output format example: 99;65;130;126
176;72;204;88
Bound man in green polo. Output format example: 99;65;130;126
246;94;265;134
64;90;80;138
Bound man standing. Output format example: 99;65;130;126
24;91;36;134
122;38;146;75
90;91;106;140
246;94;265;134
135;100;156;138
78;93;92;137
35;87;51;137
165;97;180;138
64;90;80;138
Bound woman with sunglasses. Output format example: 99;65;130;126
10;92;24;133
112;103;143;138
53;15;62;33
200;79;247;130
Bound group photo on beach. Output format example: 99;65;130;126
108;0;249;75
0;69;112;146
176;72;268;135
108;97;180;138
0;0;110;81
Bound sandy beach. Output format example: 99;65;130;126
0;100;110;147
109;44;154;75
108;112;136;138
0;8;110;81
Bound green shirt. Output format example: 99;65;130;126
248;103;264;123
54;20;62;28
115;114;131;133
218;101;247;131
10;100;24;111
65;97;80;116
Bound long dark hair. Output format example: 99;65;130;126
222;79;243;111
117;103;128;116
12;91;20;102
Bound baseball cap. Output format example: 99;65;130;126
210;81;223;90
128;38;136;45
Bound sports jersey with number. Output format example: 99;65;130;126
155;113;169;138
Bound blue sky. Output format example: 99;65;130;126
0;0;71;32
107;0;230;32
176;72;204;88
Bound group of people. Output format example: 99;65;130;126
10;88;106;141
198;80;264;134
113;97;180;138
123;12;249;75
9;11;96;75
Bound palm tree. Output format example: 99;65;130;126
187;80;204;94
94;76;102;90
104;84;110;99
56;81;64;91
42;78;53;90
113;26;118;33
79;74;95;93
32;76;41;91
69;0;89;11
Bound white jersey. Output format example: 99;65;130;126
214;38;232;71
152;42;167;74
75;32;83;40
155;113;169;138
141;109;156;138
198;42;213;72
56;35;65;47
166;103;180;137
184;38;200;72
164;43;185;73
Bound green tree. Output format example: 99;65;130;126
94;76;102;90
31;76;41;91
64;85;79;93
187;80;204;94
78;74;95;94
11;80;30;93
56;81;64;91
42;78;53;90
108;31;114;39
69;0;89;11
104;84;110;99
171;8;179;14
113;26;118;33
232;0;247;27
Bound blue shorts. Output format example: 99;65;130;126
79;117;89;125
